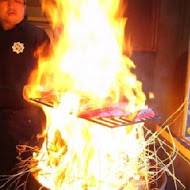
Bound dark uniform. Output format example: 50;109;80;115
0;16;50;177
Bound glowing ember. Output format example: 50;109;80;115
23;0;151;189
149;92;155;100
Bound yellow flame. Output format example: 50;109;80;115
149;92;155;99
24;0;150;189
25;0;145;111
34;97;148;189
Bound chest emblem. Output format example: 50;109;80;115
12;42;25;54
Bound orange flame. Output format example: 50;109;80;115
24;0;150;189
149;92;155;99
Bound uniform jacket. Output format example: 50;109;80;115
0;16;50;109
0;17;50;148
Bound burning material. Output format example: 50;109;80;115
21;0;165;189
148;92;155;100
0;0;186;190
23;0;149;187
28;94;151;189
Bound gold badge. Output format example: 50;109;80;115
12;42;25;54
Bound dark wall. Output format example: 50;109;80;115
129;0;190;136
129;0;190;189
153;0;189;133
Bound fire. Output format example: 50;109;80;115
24;0;150;189
149;92;155;100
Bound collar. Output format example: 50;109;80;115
0;15;28;32
17;15;28;29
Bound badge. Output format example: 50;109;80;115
12;42;25;54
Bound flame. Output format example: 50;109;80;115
24;0;150;189
149;92;155;100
